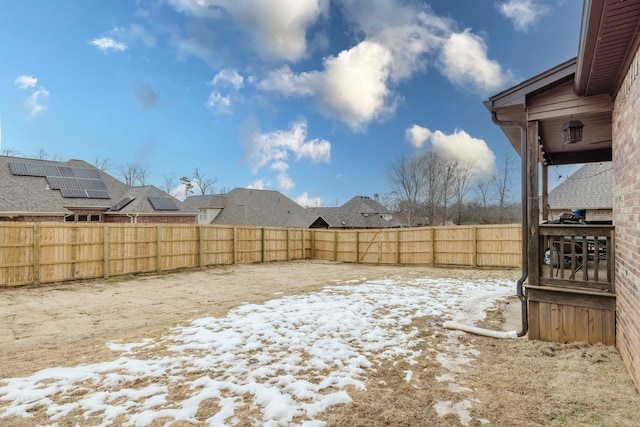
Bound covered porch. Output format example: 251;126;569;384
485;54;615;344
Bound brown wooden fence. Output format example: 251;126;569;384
0;223;521;287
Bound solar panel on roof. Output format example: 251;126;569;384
46;176;64;189
148;196;179;211
60;188;88;198
59;166;74;177
86;190;111;199
10;161;111;199
110;196;136;211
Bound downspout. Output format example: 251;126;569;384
443;112;528;339
126;213;139;224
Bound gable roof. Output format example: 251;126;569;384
0;155;196;218
308;196;407;228
548;162;612;210
185;188;310;227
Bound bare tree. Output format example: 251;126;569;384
161;173;177;194
439;158;458;225
119;162;148;186
387;154;427;227
493;152;516;222
1;147;22;157
192;168;217;195
452;161;479;224
93;156;114;172
34;148;60;160
475;177;492;209
421;151;444;226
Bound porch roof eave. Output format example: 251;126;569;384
484;58;578;155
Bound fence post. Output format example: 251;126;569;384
334;230;338;262
311;230;316;259
33;223;41;285
156;225;162;273
431;227;436;265
286;228;290;261
261;227;266;263
396;229;400;264
103;224;109;279
198;225;204;268
301;229;306;260
233;226;238;264
472;226;478;267
355;230;359;263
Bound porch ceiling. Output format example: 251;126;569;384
576;0;640;97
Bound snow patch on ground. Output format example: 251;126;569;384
0;276;512;426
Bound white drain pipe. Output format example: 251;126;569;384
443;321;519;339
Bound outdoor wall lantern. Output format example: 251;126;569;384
561;120;584;144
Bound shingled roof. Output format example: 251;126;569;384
185;188;310;227
548;162;612;210
0;155;196;220
185;190;407;229
308;196;407;228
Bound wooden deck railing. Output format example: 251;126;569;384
539;224;615;293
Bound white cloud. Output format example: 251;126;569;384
25;87;49;117
339;0;450;82
205;92;232;114
498;0;548;31
244;120;330;192
248;120;330;171
210;69;244;89
257;1;509;129
405;124;432;149
259;41;395;131
14;75;38;89
296;192;322;208
439;30;507;94
90;37;128;52
411;126;496;174
247;179;265;190
168;0;329;62
277;172;295;191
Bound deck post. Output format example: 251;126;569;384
527;121;541;286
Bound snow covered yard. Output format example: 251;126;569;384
0;273;513;426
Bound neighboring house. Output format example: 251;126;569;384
486;1;640;391
185;189;408;229
185;188;310;228
547;162;612;222
308;195;407;229
0;156;197;223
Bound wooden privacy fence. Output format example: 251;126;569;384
0;223;521;287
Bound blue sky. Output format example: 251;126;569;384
0;0;582;206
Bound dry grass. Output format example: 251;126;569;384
1;262;639;426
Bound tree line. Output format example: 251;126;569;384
384;151;520;226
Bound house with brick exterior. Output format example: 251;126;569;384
486;0;640;391
0;156;198;223
185;189;408;229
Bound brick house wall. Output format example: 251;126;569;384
104;215;197;224
612;45;640;391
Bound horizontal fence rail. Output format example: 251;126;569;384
0;223;521;287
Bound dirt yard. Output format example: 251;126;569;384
1;261;639;426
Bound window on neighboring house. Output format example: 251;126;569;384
77;215;88;222
90;215;100;222
65;215;75;222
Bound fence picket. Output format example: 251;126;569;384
0;223;521;287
